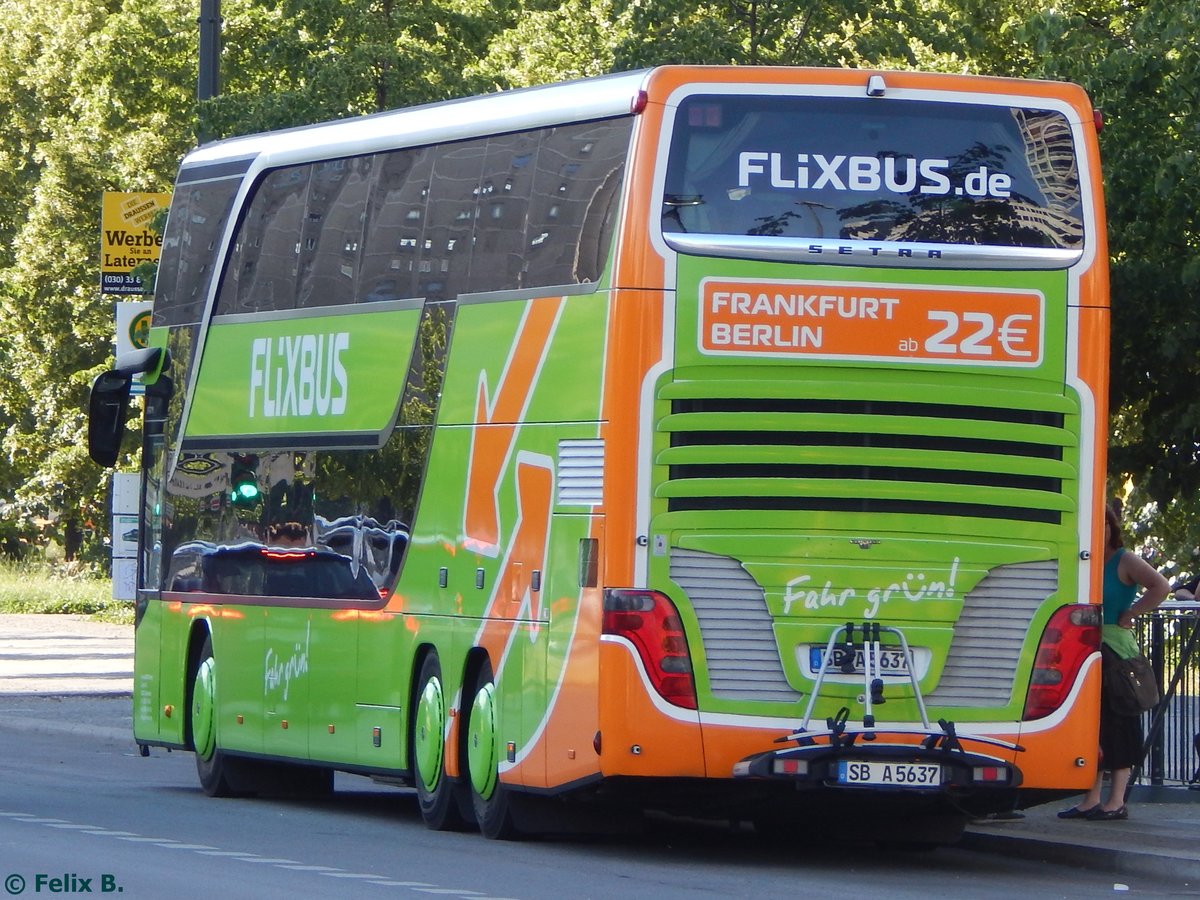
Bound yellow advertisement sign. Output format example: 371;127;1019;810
101;191;170;295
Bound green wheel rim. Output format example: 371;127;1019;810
414;675;446;790
467;681;498;799
192;656;216;760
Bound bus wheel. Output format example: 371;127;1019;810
466;661;519;840
412;653;467;830
190;635;245;797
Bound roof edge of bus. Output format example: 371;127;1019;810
179;65;1094;171
637;65;1092;105
181;68;655;168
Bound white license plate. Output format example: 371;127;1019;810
810;646;909;675
837;760;942;787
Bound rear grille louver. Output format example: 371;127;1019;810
668;549;1057;709
668;548;799;702
656;374;1077;525
557;438;604;506
927;559;1058;707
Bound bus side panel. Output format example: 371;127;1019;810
1073;301;1111;588
455;426;601;791
263;607;310;757
143;600;192;748
597;283;667;588
207;606;265;755
258;607;364;764
1017;654;1101;790
597;640;705;777
494;619;538;787
537;517;605;788
353;613;417;770
495;515;607;790
156;602;189;746
132;598;163;743
399;413;551;784
306;609;360;763
426;289;610;790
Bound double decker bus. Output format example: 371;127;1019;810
89;65;1108;842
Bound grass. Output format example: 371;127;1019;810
0;560;133;624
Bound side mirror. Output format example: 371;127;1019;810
88;370;134;467
87;346;170;467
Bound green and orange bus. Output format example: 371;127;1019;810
90;65;1108;842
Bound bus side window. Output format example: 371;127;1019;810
466;131;538;295
575;164;624;283
297;157;371;309
420;141;485;301
359;147;429;304
156;176;240;328
220;165;312;316
526;119;632;288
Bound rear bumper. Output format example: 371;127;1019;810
734;729;1022;794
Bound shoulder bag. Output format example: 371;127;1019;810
1100;642;1160;715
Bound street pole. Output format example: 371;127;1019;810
198;0;220;100
197;0;220;141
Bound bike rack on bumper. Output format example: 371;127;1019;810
733;712;1024;792
733;622;1024;795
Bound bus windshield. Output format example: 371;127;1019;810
662;94;1083;250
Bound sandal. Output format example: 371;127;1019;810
1057;805;1099;819
1086;806;1128;821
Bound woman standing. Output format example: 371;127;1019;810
1058;502;1170;821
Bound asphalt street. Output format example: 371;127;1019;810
1;612;1198;883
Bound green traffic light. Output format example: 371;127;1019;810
232;481;260;503
229;452;261;507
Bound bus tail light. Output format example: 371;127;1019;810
603;589;697;709
1023;604;1101;720
772;758;808;776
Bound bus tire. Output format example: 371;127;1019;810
465;660;519;840
190;634;249;798
412;653;468;830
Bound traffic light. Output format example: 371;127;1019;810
229;454;261;507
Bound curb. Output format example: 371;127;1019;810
0;692;134;746
0;714;131;745
959;828;1200;882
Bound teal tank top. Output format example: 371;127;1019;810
1102;548;1138;625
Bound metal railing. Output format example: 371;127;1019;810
1133;604;1200;787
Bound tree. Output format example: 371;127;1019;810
1001;1;1200;566
0;0;195;560
202;0;510;137
466;0;624;89
0;0;1195;571
469;0;978;88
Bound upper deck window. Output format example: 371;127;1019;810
213;117;633;316
662;94;1083;251
154;171;243;327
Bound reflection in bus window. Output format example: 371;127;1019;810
166;541;379;601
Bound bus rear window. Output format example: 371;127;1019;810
662;94;1083;250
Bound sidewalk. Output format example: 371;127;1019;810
962;792;1200;882
0;613;133;742
0;612;133;695
1;613;1198;878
